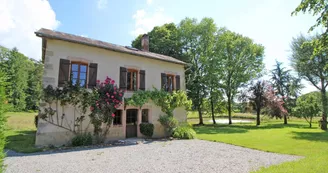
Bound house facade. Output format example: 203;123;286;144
35;28;187;146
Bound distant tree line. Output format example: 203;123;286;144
0;47;43;112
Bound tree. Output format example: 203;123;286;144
270;60;303;124
131;23;186;62
292;0;328;37
290;34;328;130
216;30;265;124
0;70;7;172
2;48;29;111
178;17;217;125
293;92;321;128
25;59;43;110
241;81;269;126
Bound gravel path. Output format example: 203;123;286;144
4;140;302;173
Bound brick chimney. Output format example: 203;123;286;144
141;34;149;51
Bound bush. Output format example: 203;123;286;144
158;115;178;134
140;123;154;138
71;133;93;147
172;126;196;139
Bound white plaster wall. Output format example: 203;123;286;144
37;39;187;146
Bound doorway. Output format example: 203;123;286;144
126;109;138;138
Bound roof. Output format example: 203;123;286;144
35;28;186;65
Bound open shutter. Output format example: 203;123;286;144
175;75;180;90
139;70;145;90
88;63;98;88
58;59;70;87
161;73;167;90
120;67;127;90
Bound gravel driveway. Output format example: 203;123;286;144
4;140;302;173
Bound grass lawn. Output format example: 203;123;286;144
4;112;41;153
192;118;328;173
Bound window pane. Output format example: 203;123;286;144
72;79;77;85
142;109;148;123
72;71;78;79
132;72;137;90
80;65;87;72
127;72;131;90
80;72;86;80
80;80;85;87
72;64;78;71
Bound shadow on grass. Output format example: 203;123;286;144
5;130;41;153
291;131;328;142
194;123;311;135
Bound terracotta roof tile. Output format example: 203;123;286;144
35;28;186;65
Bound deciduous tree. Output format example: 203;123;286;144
216;31;265;124
291;34;328;130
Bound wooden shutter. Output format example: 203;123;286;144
58;59;70;87
120;67;127;89
139;70;145;90
161;73;167;90
88;63;98;88
175;75;180;90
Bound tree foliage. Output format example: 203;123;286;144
294;92;321;128
270;60;303;124
216;30;265;124
0;70;7;173
292;0;328;36
241;81;269;126
0;47;43;111
290;34;328;130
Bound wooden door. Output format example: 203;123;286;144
126;109;138;138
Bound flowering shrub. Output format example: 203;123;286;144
89;77;124;142
264;86;288;118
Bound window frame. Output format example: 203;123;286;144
142;109;149;123
126;69;139;91
70;61;88;88
166;74;175;92
113;110;122;125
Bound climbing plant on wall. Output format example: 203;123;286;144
39;76;124;144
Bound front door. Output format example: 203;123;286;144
126;109;138;138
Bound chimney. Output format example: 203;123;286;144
141;34;149;51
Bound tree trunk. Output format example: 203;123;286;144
320;89;327;130
227;95;232;125
210;96;216;124
198;107;204;125
256;108;260;126
283;114;287;125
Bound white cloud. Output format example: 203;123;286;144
97;0;108;9
130;8;173;37
0;0;60;60
147;0;153;5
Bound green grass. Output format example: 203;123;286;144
4;112;41;153
188;111;257;119
193;119;328;173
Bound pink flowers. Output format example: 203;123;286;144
114;91;117;95
112;113;115;117
90;106;94;111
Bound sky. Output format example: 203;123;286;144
0;0;322;94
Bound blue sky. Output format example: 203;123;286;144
0;0;321;93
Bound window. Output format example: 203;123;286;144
166;74;175;92
113;110;122;125
127;69;138;91
142;109;149;123
71;62;88;87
